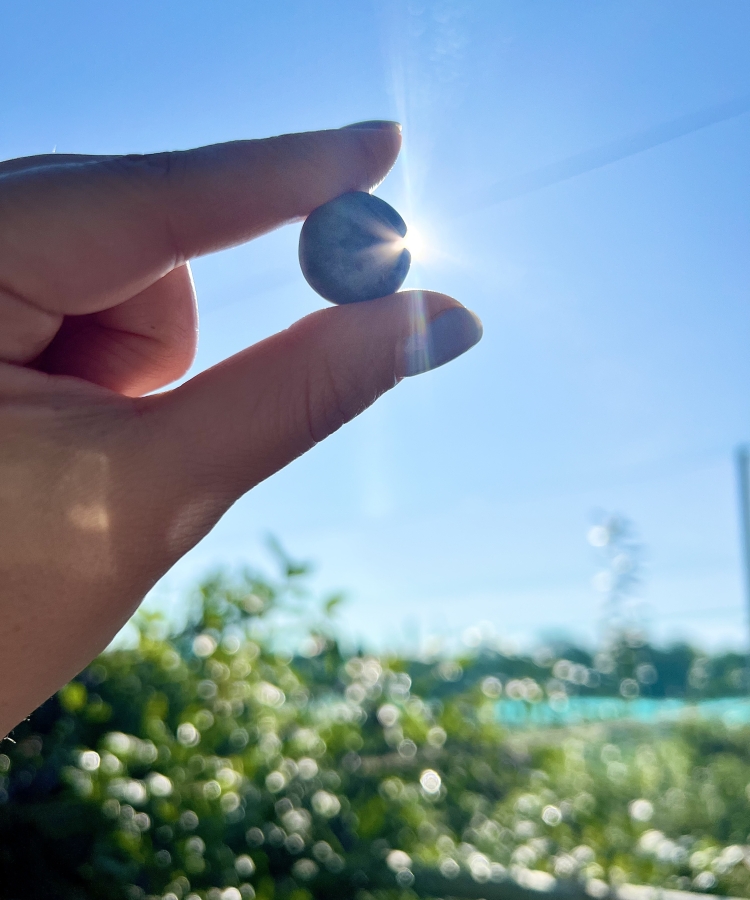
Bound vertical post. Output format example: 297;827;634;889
735;445;750;687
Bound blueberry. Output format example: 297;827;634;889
299;191;411;305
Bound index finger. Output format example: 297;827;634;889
0;124;402;315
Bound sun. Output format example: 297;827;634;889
402;224;428;261
392;223;428;263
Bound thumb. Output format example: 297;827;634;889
144;291;481;533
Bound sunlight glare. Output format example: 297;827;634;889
398;225;427;262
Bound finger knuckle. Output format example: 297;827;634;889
304;355;361;445
103;152;186;265
112;151;177;183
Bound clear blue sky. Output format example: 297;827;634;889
3;0;750;650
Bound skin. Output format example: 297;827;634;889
0;127;475;739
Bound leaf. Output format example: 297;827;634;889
265;534;312;579
324;593;346;617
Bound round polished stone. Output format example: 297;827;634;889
299;191;411;305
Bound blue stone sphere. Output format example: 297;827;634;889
299;191;411;305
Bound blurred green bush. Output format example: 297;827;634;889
2;559;750;900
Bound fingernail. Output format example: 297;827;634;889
402;306;483;377
341;120;402;133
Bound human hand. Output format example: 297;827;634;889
0;123;482;737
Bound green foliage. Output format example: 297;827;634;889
2;565;750;900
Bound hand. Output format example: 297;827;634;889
0;124;482;737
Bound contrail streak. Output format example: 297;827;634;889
460;93;750;213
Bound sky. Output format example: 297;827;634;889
2;0;749;652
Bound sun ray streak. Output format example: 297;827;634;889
457;93;750;214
